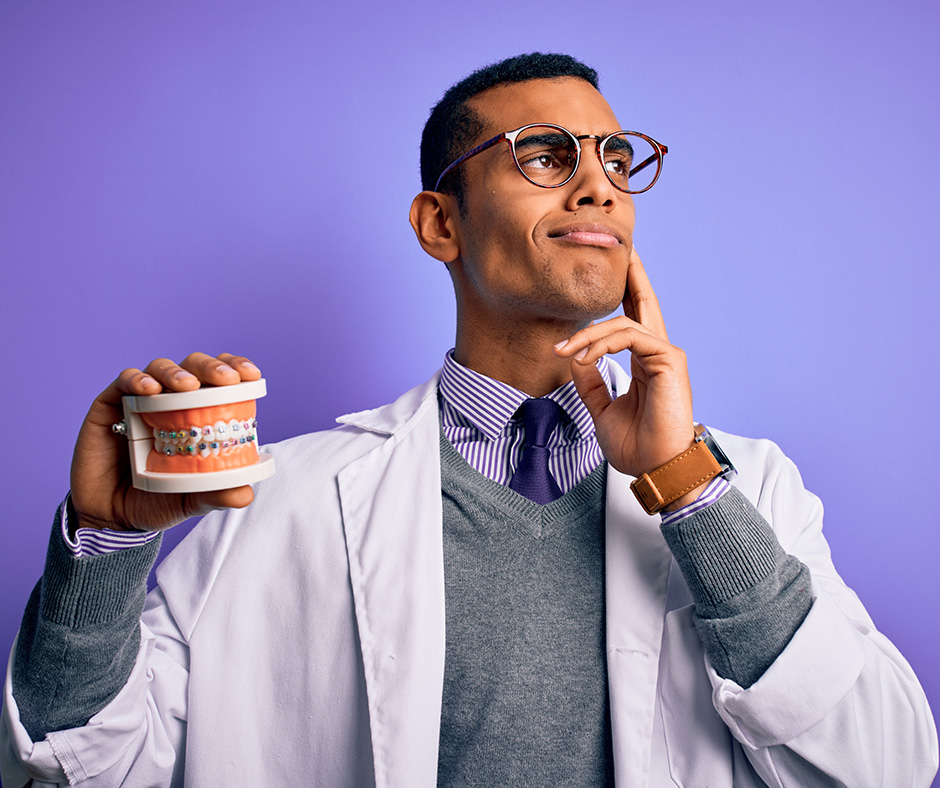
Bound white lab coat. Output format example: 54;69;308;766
2;363;937;787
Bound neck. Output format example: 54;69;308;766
453;311;589;398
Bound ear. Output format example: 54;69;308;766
409;191;461;264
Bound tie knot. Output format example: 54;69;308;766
519;398;563;448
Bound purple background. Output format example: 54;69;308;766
2;0;937;776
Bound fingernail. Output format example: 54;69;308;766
173;370;196;381
214;364;236;375
240;361;259;372
574;348;588;361
553;340;569;351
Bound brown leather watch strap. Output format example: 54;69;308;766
630;434;723;515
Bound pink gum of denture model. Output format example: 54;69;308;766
121;379;276;493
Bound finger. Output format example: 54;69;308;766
625;247;669;342
554;314;656;358
575;327;674;368
86;368;164;425
555;315;664;365
568;357;614;424
110;368;163;399
216;353;262;381
178;352;242;386
143;357;203;391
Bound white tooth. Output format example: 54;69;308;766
210;438;221;457
229;420;241;449
199;441;211;458
202;424;215;442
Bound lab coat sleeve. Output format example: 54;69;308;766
707;435;939;787
1;586;190;787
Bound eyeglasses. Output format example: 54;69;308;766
433;123;668;194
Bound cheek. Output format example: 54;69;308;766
463;204;536;276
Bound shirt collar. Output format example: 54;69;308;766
439;349;614;441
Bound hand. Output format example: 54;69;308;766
69;353;262;534
554;248;698;496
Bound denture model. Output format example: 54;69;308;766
121;379;276;493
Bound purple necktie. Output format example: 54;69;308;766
509;398;564;504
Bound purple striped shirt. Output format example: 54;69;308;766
660;477;731;526
60;495;160;557
439;350;612;492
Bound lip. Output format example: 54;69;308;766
547;222;624;248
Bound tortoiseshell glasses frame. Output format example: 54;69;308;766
433;123;668;194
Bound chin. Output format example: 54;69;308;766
532;289;623;325
567;271;626;319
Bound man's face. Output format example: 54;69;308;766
450;77;636;327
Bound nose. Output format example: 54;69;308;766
565;135;618;209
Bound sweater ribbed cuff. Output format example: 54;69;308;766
41;503;163;627
12;505;163;740
660;485;784;610
659;485;813;687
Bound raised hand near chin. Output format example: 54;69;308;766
69;352;261;535
554;248;701;504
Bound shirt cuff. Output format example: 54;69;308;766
660;476;731;527
60;495;160;557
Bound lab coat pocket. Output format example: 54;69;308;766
659;606;735;787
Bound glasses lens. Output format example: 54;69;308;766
603;133;660;193
512;125;579;186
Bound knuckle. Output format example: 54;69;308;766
181;352;205;366
144;358;175;376
632;291;658;308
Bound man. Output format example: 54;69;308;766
1;53;936;787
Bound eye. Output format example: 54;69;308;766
603;155;631;176
513;128;577;179
602;135;635;183
519;149;570;171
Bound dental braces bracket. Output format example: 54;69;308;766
122;379;276;493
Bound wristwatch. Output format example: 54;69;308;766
630;424;735;515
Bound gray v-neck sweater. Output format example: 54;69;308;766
437;432;614;787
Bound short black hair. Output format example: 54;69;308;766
420;53;599;203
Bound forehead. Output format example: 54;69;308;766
466;77;621;139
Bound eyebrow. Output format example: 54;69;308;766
514;132;573;149
602;136;634;153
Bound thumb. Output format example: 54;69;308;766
185;485;255;518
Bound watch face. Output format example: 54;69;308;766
699;428;736;479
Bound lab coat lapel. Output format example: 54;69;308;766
604;362;675;787
337;376;445;788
